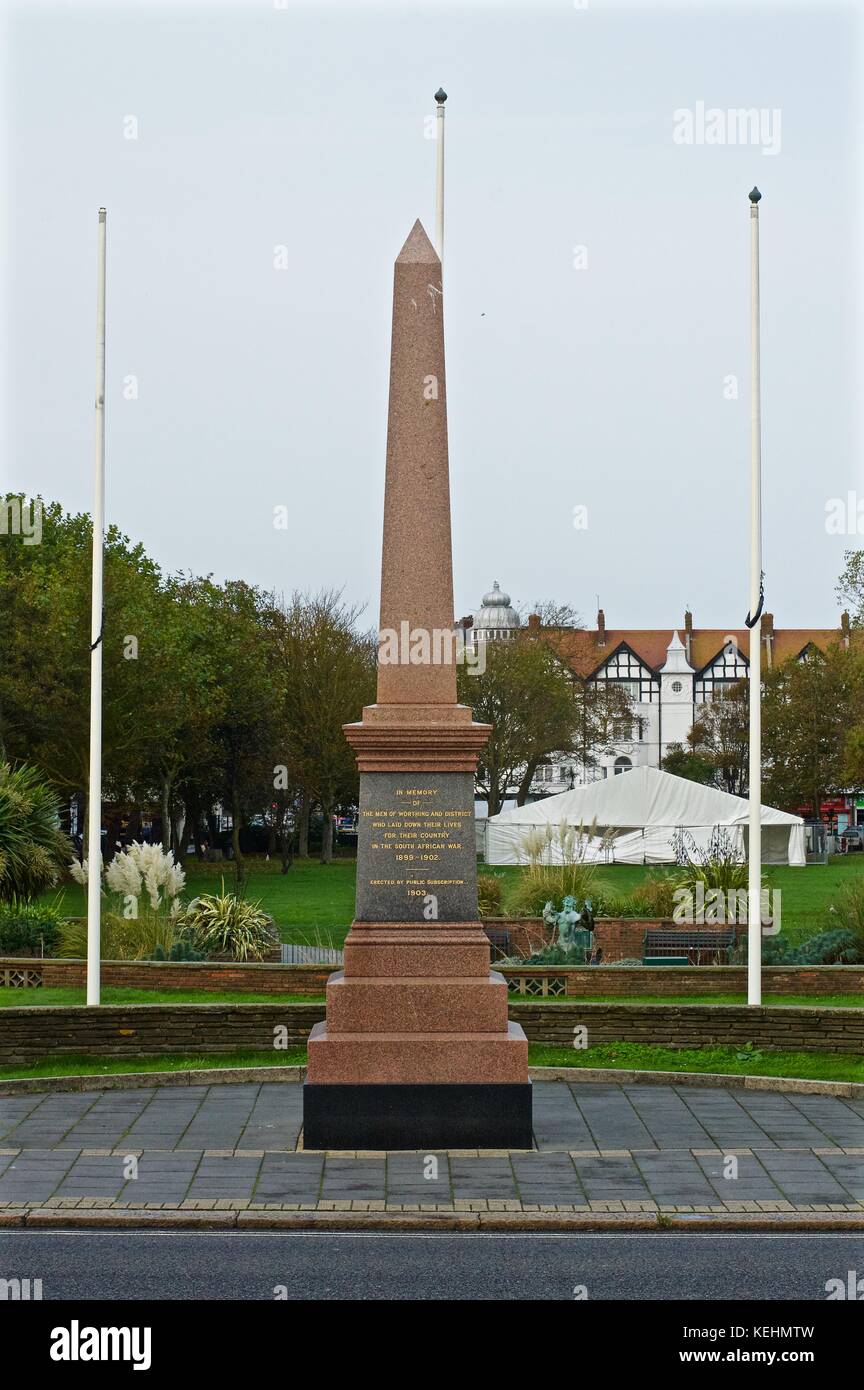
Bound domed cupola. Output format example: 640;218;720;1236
473;581;521;641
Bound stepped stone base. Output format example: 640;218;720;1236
306;1018;529;1084
343;925;492;978
303;922;532;1147
325;970;510;1034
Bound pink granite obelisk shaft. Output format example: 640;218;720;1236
377;219;456;710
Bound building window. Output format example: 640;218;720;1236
593;647;659;704
695;646;749;702
614;756;632;775
671;680;682;693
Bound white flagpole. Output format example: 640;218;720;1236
434;87;447;260
747;187;762;1007
87;207;107;1008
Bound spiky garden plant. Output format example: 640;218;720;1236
178;886;276;961
0;762;71;904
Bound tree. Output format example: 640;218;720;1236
274;591;376;864
135;575;230;856
836;549;864;626
762;647;852;818
569;677;635;780
458;638;580;815
839;646;864;791
0;499;168;802
191;580;282;887
520;600;582;628
685;682;750;795
661;743;716;785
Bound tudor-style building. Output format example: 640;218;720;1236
465;584;856;795
535;607;856;787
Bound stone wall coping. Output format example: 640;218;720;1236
0;1063;860;1100
3;956;860;976
497;963;862;976
0;956;325;973
0;999;860;1019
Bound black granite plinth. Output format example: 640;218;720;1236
303;1082;533;1151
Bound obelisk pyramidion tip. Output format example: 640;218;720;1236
749;186;762;204
396;219;439;264
435;88;447;103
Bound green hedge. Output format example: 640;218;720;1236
0;902;63;956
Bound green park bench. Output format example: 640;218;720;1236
642;928;736;966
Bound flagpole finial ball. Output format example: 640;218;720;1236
435;88;448;104
749;186;762;204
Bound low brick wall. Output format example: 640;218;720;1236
509;966;864;997
510;1002;864;1054
0;958;332;995
484;918;736;962
3;957;862;1000
483;920;550;956
0;1004;323;1064
1;999;862;1065
595;918;674;961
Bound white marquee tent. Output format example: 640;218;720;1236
484;766;806;866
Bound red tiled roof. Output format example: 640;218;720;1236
541;626;852;677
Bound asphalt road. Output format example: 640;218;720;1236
2;1231;863;1301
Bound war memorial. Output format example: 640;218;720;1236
303;221;532;1149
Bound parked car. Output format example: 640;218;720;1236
838;825;864;851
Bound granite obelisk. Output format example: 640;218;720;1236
303;221;532;1150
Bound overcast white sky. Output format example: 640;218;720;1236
2;0;861;631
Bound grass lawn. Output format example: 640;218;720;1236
528;1041;864;1083
0;988;326;1008
0;1042;860;1084
36;853;864;948
0;1050;306;1081
2;988;861;1009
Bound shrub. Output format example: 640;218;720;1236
179;890;277;961
0;762;71;904
631;872;677;917
760;927;862;966
828;877;864;950
506;866;610;918
504;822;613;918
671;826;752;896
477;874;503;918
796;929;861;964
150;939;205;963
603;873;677;919
0;902;63;956
64;843;187;960
595;893;630;918
71;841;186;917
59;909;177;961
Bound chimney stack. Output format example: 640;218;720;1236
527;613;541;633
761;611;774;668
684;608;693;663
841;610;851;648
597;608;606;648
